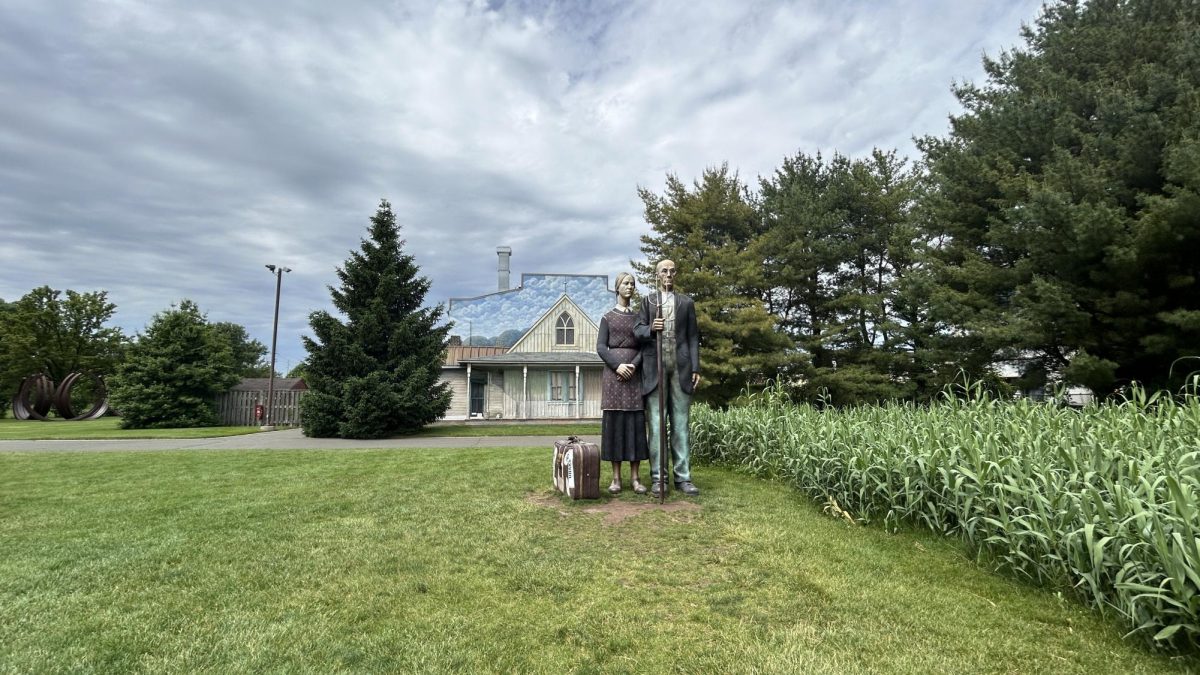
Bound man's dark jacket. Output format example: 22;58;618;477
634;292;700;396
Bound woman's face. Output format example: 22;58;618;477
618;276;635;299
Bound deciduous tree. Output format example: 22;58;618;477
209;321;270;378
0;286;125;407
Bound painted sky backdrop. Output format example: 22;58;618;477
1;0;1044;373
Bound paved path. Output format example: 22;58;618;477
0;428;600;453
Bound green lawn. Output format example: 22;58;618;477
0;448;1192;673
0;417;262;440
0;417;595;441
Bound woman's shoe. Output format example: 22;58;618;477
632;480;648;495
608;481;622;495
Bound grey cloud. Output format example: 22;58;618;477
0;0;1044;371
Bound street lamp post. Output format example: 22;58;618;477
263;264;292;430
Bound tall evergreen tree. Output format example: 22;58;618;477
636;166;795;406
758;150;927;404
920;0;1200;395
300;200;451;438
107;300;239;428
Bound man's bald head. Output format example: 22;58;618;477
655;259;677;291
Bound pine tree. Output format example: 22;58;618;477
758;150;926;404
920;0;1200;395
107;300;238;428
300;200;451;438
636;166;795;406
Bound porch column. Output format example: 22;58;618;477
575;365;581;419
522;365;528;420
466;363;472;419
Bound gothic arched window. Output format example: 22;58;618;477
555;312;575;345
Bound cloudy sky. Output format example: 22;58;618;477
0;0;1044;373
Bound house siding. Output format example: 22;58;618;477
486;371;504;417
439;370;469;420
584;370;602;404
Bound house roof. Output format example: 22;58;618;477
443;345;508;366
459;351;603;366
232;377;308;391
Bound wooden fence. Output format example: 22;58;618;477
216;390;307;426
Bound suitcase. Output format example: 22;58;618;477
553;436;601;500
552;436;590;494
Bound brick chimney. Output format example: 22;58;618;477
497;246;512;291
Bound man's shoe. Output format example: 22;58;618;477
650;481;665;497
675;481;700;496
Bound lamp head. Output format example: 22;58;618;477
265;264;276;272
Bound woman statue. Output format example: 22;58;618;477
596;272;650;494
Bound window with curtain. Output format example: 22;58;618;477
549;371;577;401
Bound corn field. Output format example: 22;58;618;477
691;384;1200;651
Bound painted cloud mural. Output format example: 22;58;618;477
447;274;614;347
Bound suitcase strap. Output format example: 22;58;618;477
564;448;576;491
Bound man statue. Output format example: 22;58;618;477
634;259;701;496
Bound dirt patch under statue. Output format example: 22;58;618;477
527;492;702;525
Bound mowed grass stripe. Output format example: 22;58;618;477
0;418;261;440
0;418;599;440
0;448;1189;673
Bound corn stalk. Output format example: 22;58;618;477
690;383;1200;651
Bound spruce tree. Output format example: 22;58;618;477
107;300;238;428
300;200;451;438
